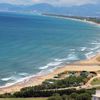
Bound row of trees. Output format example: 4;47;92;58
0;88;95;98
48;92;92;100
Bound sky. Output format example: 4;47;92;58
0;0;100;6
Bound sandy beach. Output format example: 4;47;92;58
0;54;100;94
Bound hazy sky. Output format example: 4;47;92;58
0;0;99;6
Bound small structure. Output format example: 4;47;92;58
92;90;100;100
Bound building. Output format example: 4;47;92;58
92;90;100;100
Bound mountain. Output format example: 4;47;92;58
0;3;100;17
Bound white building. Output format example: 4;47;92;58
92;90;100;100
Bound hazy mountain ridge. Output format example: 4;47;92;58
0;3;100;16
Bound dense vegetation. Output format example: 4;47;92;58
48;92;92;100
0;88;95;99
31;71;91;90
34;76;87;90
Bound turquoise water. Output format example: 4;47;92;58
0;12;100;86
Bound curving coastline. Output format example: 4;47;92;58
0;54;100;94
43;13;100;26
0;15;100;94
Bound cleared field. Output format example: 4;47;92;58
0;98;47;100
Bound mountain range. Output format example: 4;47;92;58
0;3;100;17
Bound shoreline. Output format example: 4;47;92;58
0;54;100;94
42;14;100;27
0;15;100;94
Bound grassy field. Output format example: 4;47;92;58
91;78;100;85
0;98;47;100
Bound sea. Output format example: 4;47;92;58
0;12;100;87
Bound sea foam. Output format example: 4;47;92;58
1;77;13;81
39;61;62;70
66;53;79;61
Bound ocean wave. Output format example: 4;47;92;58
1;77;13;81
80;47;87;51
5;82;15;87
96;49;100;53
3;78;25;87
0;75;32;88
0;71;45;88
40;53;80;70
89;46;100;51
91;42;100;45
19;73;29;76
85;51;95;58
39;61;62;70
70;49;75;51
54;55;79;62
66;53;79;61
1;76;17;81
54;58;67;62
39;65;49;70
